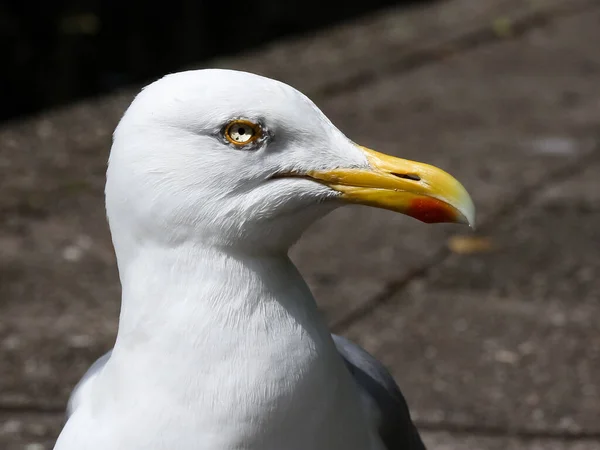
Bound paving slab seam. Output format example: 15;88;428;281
414;421;600;442
0;404;64;414
3;411;600;443
331;135;600;332
314;0;600;102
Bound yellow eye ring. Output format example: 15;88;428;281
224;120;261;146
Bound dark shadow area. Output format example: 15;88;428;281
1;0;434;122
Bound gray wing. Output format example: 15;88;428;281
332;334;426;450
66;350;112;418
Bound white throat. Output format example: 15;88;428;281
91;242;375;449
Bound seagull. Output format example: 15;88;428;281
54;69;474;450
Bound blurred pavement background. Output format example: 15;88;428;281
1;0;599;448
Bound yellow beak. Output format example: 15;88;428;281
307;146;475;226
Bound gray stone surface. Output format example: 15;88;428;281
212;0;593;100
295;2;600;323
2;414;599;450
1;0;599;448
0;412;61;450
421;432;600;450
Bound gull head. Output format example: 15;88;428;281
106;69;474;255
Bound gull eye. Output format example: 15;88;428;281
224;120;261;146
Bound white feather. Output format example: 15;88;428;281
54;69;383;450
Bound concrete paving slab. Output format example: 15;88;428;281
294;3;600;323
2;413;599;450
344;158;600;432
0;412;62;450
212;0;593;99
422;431;600;450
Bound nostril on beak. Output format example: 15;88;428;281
391;172;421;182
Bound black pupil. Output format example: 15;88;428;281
238;127;246;135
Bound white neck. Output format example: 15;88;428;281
94;242;374;449
115;243;326;352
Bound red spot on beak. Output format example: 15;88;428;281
406;197;457;224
